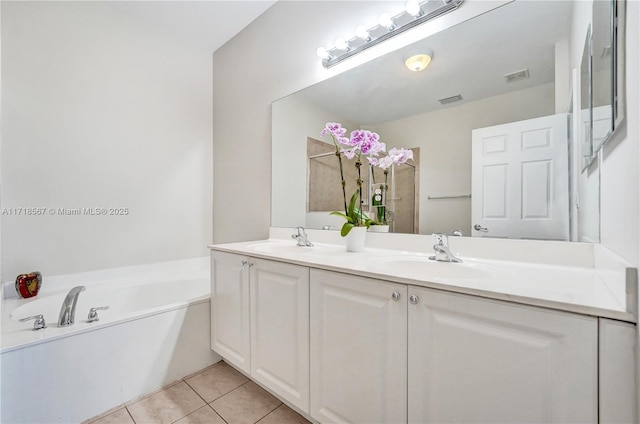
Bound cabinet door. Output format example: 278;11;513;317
211;251;250;373
310;269;407;424
599;318;637;424
250;259;310;412
408;286;597;424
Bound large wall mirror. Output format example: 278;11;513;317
272;0;622;242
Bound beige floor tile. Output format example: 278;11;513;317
186;361;249;402
173;405;226;424
256;404;310;424
210;381;282;424
88;408;135;424
127;381;205;424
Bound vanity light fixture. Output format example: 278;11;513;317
355;25;371;42
335;37;351;51
405;50;433;71
316;0;463;68
379;12;397;31
316;46;332;60
406;0;424;18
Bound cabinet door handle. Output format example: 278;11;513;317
391;291;401;301
409;294;419;304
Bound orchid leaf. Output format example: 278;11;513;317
329;211;349;221
341;222;355;237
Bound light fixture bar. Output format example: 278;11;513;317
320;0;464;69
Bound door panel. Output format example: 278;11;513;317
250;259;310;412
210;251;250;373
472;114;569;240
310;269;407;424
408;286;597;424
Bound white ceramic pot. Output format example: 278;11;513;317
368;225;389;233
345;226;367;252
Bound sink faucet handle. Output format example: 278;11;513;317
292;226;313;246
87;306;109;323
19;314;47;331
434;233;449;246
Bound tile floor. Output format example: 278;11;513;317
87;361;310;424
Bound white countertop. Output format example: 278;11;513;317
208;234;636;323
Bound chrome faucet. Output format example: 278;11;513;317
291;226;313;247
58;286;86;327
429;234;462;263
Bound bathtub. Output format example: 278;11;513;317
0;257;221;424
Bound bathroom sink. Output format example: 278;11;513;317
375;256;494;280
247;241;326;255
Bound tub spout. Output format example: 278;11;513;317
58;286;86;327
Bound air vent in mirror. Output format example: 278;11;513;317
504;68;529;83
438;94;463;105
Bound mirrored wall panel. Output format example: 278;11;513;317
272;0;606;242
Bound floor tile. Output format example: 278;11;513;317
88;407;135;424
186;361;249;402
256;404;310;424
127;381;205;424
173;405;226;424
210;381;282;424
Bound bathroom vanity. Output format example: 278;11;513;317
209;228;637;424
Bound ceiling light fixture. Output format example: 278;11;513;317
316;0;463;69
405;50;433;71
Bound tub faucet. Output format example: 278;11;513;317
429;234;462;263
58;286;86;327
292;226;313;247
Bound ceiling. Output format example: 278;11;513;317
105;1;277;52
299;0;574;125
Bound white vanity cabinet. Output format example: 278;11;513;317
309;269;408;424
211;248;629;424
210;251;310;412
407;286;598;423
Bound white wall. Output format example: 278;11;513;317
211;0;509;243
369;83;554;235
599;0;640;267
1;2;213;280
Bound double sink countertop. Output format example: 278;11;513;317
209;228;637;323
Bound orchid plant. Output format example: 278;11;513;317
320;123;382;236
320;122;414;235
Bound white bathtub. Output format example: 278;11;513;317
0;257;221;423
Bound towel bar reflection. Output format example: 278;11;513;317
427;194;472;200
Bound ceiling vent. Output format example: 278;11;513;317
438;94;463;105
504;68;530;83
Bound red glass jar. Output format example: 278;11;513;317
15;272;42;298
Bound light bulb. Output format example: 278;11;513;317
335;37;350;51
316;47;330;60
379;12;396;30
356;25;371;41
406;0;422;17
